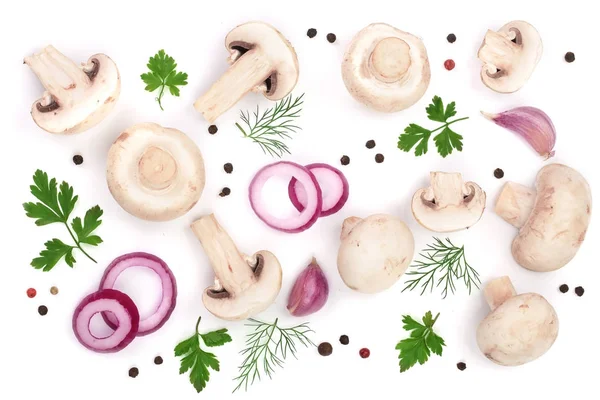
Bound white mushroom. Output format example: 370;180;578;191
495;163;592;272
412;172;486;232
24;45;120;134
106;122;205;222
194;21;299;123
191;214;282;321
337;214;415;294
477;276;559;366
341;23;431;113
477;20;543;93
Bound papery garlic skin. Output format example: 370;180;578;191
287;258;329;317
482;106;556;159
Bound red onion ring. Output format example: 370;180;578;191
99;252;177;336
249;161;322;233
72;289;139;353
288;163;349;217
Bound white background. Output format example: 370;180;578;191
1;0;598;398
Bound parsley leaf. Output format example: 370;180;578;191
175;317;232;393
398;96;468;158
395;311;445;373
141;49;188;111
23;170;103;271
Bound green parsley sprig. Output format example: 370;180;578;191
398;96;469;158
23;170;103;271
141;49;188;111
174;316;232;393
396;311;446;372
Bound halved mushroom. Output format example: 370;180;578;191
194;21;299;123
412;172;486;232
24;45;120;134
477;20;543;93
106;122;205;222
191;214;282;321
341;23;431;113
477;276;559;366
495;163;592;272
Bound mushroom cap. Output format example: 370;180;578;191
31;51;120;134
106;122;205;222
341;23;431;113
512;164;592;272
202;251;282;321
411;172;486;232
337;214;414;294
477;293;559;366
225;21;299;100
478;20;543;93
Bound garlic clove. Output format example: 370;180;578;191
481;106;556;159
287;258;329;317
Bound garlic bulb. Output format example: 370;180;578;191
287;258;329;317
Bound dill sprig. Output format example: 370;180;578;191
232;317;315;393
235;93;305;158
402;237;481;299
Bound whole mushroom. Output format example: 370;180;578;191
106;122;205;222
191;214;282;321
337;214;414;294
341;23;431;113
24;45;120;134
477;20;543;93
412;172;486;232
477;276;559;366
495;163;592;272
194;21;299;123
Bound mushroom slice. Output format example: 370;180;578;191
495;163;592;272
412;172;486;232
341;23;431;113
477;276;559;366
191;214;282;321
477;20;543;93
194;21;299;123
106;123;205;222
24;45;120;134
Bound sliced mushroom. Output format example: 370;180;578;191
341;23;431;113
24;45;120;134
477;276;559;366
106;122;205;222
194;21;299;123
477;20;543;93
495;163;592;272
191;214;282;321
412;172;486;232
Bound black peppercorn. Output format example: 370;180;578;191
375;153;384;163
223;163;233;174
559;284;569;293
339;335;349;345
38;305;48;316
318;342;333;356
457;362;467;371
128;367;139;378
208;125;218;134
365;140;376;149
219;187;231;197
154;356;163;365
340;155;350;166
494;168;504;179
575;286;585;297
307;28;317;38
326;33;337;43
73;155;84;165
447;33;457;43
564;52;575;63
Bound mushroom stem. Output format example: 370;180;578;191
424;172;470;207
24;46;91;106
194;48;273;123
494;182;536;228
368;37;411;84
484;276;517;311
479;29;519;74
191;214;255;294
340;216;363;240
